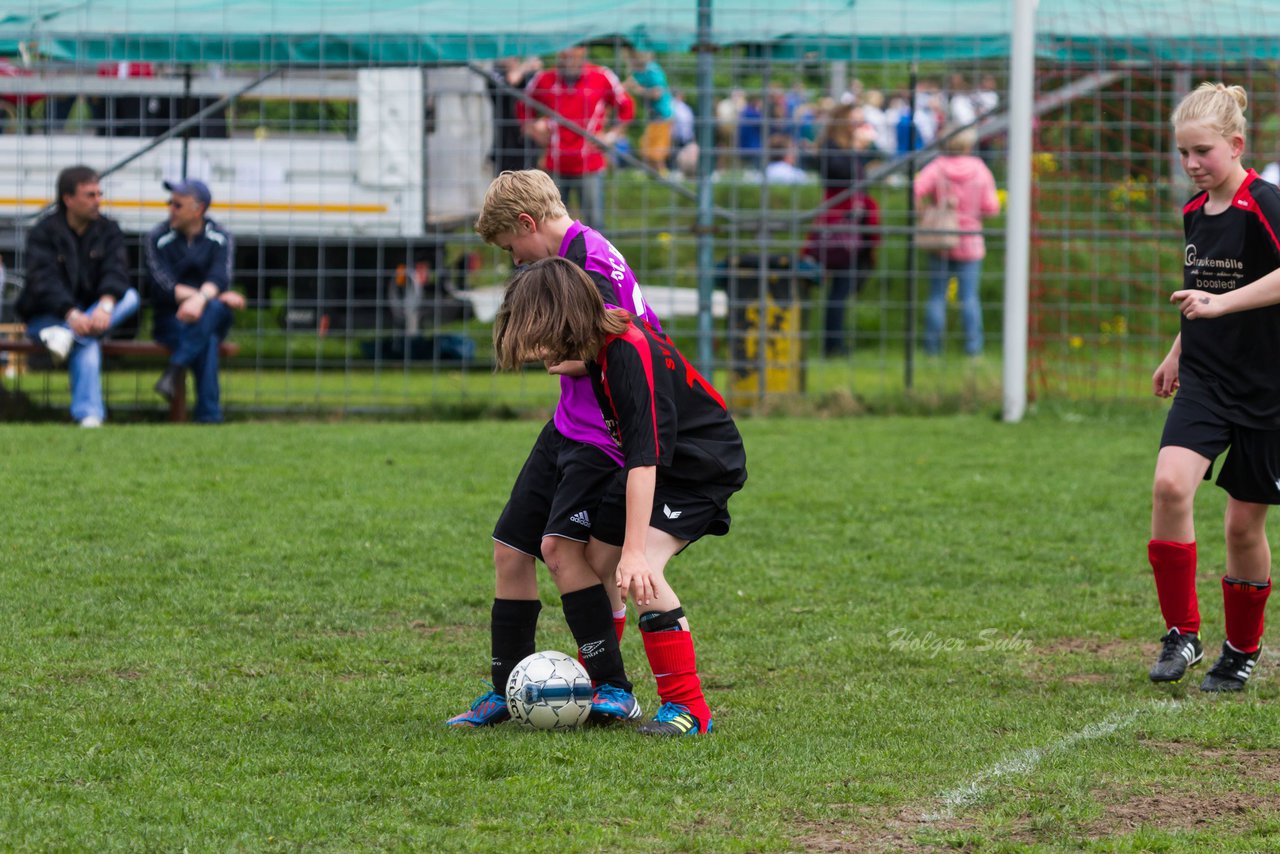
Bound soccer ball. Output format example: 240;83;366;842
505;650;593;730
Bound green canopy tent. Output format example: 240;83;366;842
3;0;1279;65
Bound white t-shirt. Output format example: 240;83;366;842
949;93;977;127
764;160;812;185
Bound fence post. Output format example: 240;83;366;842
1002;0;1035;423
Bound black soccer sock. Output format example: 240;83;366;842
562;585;632;692
490;598;541;692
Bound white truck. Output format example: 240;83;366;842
0;66;493;331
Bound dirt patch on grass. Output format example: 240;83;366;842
1084;741;1280;837
797;806;976;853
1086;788;1238;836
1140;739;1280;784
1021;636;1146;685
1037;637;1140;659
797;740;1280;850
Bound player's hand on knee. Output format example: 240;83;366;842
617;552;655;606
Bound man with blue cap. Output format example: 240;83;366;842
143;178;244;423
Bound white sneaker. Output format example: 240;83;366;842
39;326;74;365
78;416;102;428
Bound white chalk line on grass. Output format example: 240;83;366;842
919;700;1179;823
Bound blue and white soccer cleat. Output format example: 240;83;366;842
636;702;710;736
445;685;511;727
589;684;643;723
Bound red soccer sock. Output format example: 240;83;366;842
1149;539;1200;635
1222;576;1271;654
641;628;712;733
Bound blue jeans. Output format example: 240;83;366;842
26;288;141;423
822;249;874;357
554;171;605;230
154;299;233;423
924;255;984;356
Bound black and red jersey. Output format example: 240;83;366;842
1179;169;1280;428
589;319;747;493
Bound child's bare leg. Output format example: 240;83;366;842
1224;499;1271;584
1151;446;1209;541
586;538;626;612
494;541;538;599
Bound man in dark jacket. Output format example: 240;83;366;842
18;164;139;427
144;178;242;423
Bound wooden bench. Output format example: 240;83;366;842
0;337;240;422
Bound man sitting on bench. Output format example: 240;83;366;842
17;164;141;428
144;178;244;424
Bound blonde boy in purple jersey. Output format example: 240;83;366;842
447;169;662;727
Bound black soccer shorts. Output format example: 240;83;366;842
1161;395;1280;505
591;474;736;548
493;420;621;560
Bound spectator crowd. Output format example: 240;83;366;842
3;50;1008;427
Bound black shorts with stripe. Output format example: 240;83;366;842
1161;394;1280;505
493;420;620;560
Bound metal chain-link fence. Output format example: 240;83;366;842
0;1;1274;418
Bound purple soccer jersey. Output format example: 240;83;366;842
554;221;662;465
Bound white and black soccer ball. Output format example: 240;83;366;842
505;650;593;730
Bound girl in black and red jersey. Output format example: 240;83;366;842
493;256;747;735
1147;83;1280;692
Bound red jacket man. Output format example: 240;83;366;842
517;47;634;227
518;47;635;177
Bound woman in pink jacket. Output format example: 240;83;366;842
914;127;1000;356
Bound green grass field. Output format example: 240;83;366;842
3;413;1278;852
